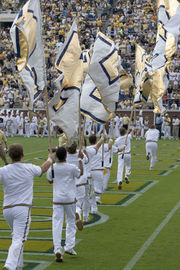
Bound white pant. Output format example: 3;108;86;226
117;154;131;184
91;170;104;195
83;183;91;219
164;125;171;139
76;185;85;218
103;168;111;191
30;123;37;136
25;123;30;137
52;204;76;254
3;206;31;270
146;142;157;168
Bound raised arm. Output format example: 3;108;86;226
40;154;55;175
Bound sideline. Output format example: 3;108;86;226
123;200;180;270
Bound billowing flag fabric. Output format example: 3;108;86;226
144;0;179;113
134;44;152;106
80;75;111;124
10;0;45;108
55;19;83;89
164;5;180;44
48;87;80;147
88;32;120;112
19;65;39;108
148;0;179;71
151;67;169;113
49;20;83;146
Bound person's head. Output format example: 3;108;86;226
9;144;24;162
89;134;97;145
150;124;155;129
66;141;77;154
120;127;127;136
56;147;67;162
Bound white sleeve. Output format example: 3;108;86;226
73;165;80;178
31;164;42;177
46;167;52;181
112;145;118;153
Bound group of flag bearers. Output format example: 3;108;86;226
0;0;179;268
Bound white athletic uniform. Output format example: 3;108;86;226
18;116;24;136
144;119;149;134
139;116;144;138
86;145;99;213
103;144;118;190
67;152;88;220
114;134;132;184
30;116;38;136
24;116;30;138
145;128;159;169
11;116;18;136
0;163;42;270
6;116;12;137
47;163;80;255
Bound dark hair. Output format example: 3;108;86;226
56;147;67;161
9;144;24;162
89;134;97;145
150;124;155;129
66;141;77;154
120;127;126;136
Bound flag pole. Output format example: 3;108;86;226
109;118;114;164
102;125;105;167
78;91;82;151
44;87;54;179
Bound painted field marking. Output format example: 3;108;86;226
123;200;180;270
103;181;158;207
24;150;46;157
0;259;52;270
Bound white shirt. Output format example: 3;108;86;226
145;128;159;142
114;134;132;154
0;163;42;207
86;145;97;171
103;144;118;168
67;152;88;185
47;162;80;203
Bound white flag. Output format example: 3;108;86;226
10;0;46;108
88;32;120;113
80;75;111;124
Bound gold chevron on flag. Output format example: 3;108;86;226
55;19;83;90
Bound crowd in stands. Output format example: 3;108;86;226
0;0;180;111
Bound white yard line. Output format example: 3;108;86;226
24;150;46;156
123;200;180;270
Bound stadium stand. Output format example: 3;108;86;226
0;0;179;111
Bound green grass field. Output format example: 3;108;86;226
0;137;180;270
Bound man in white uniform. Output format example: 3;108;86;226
46;147;83;262
30;115;38;136
114;127;135;189
24;113;30;138
85;134;105;213
0;144;54;270
145;125;159;170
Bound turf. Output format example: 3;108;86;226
0;137;180;270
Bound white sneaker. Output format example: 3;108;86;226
96;197;101;205
65;248;77;256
